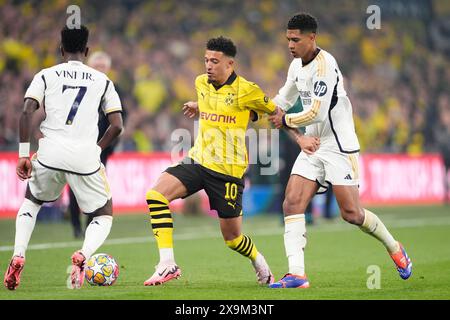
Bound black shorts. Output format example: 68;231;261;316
165;158;244;218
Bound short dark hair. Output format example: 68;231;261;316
61;25;89;53
287;13;318;33
206;36;237;57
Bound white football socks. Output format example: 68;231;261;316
13;199;42;258
284;214;307;276
359;209;400;254
159;248;175;264
81;215;113;260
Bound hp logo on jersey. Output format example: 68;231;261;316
313;81;327;97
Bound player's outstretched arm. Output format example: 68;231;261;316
268;106;320;154
182;101;199;118
98;112;124;151
17;98;39;180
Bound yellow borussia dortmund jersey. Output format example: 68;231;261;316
188;72;276;178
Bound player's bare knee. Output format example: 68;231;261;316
282;199;295;214
147;174;186;202
340;207;364;225
146;186;173;205
283;194;308;214
92;199;113;217
223;231;241;242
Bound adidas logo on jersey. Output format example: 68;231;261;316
344;174;352;180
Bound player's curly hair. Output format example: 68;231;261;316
61;25;89;53
288;13;318;33
206;36;237;57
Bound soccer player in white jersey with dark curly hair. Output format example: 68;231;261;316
268;13;412;288
4;25;124;290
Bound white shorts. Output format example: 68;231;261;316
28;157;112;213
291;149;359;193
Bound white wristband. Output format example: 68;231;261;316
19;143;30;158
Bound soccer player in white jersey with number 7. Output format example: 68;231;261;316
3;25;124;290
268;13;412;288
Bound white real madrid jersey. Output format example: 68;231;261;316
24;60;122;174
273;49;360;153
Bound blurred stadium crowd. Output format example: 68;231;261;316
0;0;449;162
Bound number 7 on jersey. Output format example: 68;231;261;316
62;85;87;125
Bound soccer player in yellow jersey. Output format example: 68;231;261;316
143;36;318;286
143;36;274;286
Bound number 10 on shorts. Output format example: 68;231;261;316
225;182;238;201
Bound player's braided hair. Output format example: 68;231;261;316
288;13;318;33
61;25;89;53
206;36;237;57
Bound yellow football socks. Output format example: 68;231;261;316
226;234;258;261
146;189;173;250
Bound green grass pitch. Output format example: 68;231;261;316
0;205;449;300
